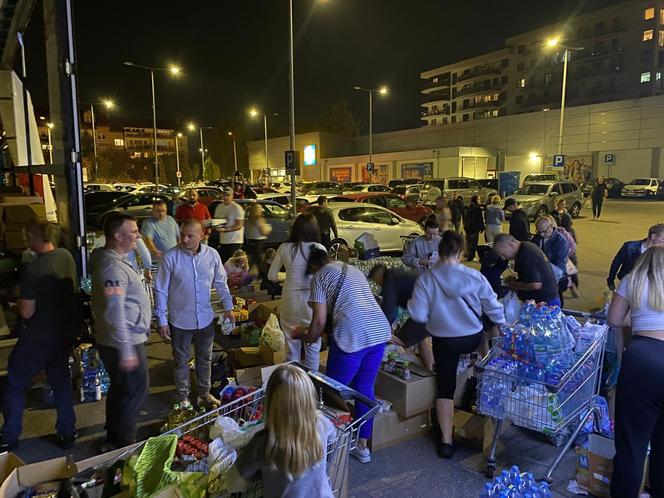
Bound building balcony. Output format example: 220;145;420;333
421;76;451;92
422;90;451;103
455;81;504;98
421;107;450;118
571;23;627;43
456;65;501;83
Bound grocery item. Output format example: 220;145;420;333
479;465;552;497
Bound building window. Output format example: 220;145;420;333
643;29;654;41
661;8;664;24
659;30;664;47
657;72;662;81
502;58;509;68
451;116;457;123
544;73;553;85
644;7;655;20
432;77;439;84
442;117;448;124
611;38;619;51
529;59;536;69
517;45;526;54
462;114;469;122
501;75;508;84
517;61;525;71
431;119;437;126
595;21;605;35
641;71;652;83
642;50;653;62
492;92;500;101
517;78;526;88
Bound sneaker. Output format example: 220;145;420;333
437;441;455;459
57;432;77;450
351;446;371;464
197;393;221;409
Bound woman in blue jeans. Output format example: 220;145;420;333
305;248;391;464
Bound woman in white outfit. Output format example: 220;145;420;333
268;213;326;370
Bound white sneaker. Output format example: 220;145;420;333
351;446;371;464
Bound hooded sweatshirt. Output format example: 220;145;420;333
407;262;506;338
90;247;151;359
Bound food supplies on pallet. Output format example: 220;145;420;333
479;465;552;497
76;344;110;402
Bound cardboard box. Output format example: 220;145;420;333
0;453;24;486
0;195;42;205
3;230;26;250
2;204;46;226
453;409;508;451
235;366;264;386
371;409;430;451
229;347;265;368
0;456;77;498
374;364;436;417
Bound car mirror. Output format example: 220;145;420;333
389;219;400;226
549;191;559;196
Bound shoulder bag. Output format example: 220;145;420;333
324;263;348;335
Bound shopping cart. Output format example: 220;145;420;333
71;364;379;497
475;309;608;483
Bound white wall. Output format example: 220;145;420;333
505;155;544;182
596;149;653;181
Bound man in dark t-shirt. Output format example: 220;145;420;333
311;196;338;249
493;234;560;306
0;221;79;451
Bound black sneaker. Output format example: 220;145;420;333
437;441;455;459
57;432;77;450
0;440;18;452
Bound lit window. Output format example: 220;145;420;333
544;73;553;85
644;7;655;19
492;92;500;101
661;8;664;24
114;139;124;147
659;30;664;47
656;72;662;81
643;29;654;41
432;77;439;84
641;71;651;83
517;78;526;88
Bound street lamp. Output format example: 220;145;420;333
249;107;279;181
545;38;583;155
353;85;389;180
188;123;213;179
175;132;183;186
80;98;115;181
46;122;54;165
227;132;238;173
124;61;181;187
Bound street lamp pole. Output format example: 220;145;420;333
175;133;182;187
46;123;54;165
354;85;388;181
288;0;297;215
263;115;269;173
199;127;205;176
228;132;238;172
558;48;569;155
90;104;99;180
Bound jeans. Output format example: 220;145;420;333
592;198;604;218
320;231;331;250
465;231;480;260
98;343;149;446
217;243;242;264
170;321;215;401
325;338;385;440
612;336;664;498
1;341;76;443
284;333;322;371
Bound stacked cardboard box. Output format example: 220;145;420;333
0;195;47;250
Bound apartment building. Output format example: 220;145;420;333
123;127;185;159
421;0;664;127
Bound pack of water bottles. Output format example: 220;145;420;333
479;466;552;497
78;345;111;403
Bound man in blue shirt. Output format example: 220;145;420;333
531;215;569;306
141;200;180;261
154;218;234;408
607;223;664;290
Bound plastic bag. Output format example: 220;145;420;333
209;416;264;449
207;438;238;497
260;313;285;352
501;291;521;325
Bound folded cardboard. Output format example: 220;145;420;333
2;204;46;226
374;364;436;417
0;453;24;487
453;409;509;451
0;195;42;205
235;366;264;387
0;456;77;498
371;409;430;451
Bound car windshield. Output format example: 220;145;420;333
350;185;366;191
516;184;550;195
629;179;650;185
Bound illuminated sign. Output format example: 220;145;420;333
303;144;317;166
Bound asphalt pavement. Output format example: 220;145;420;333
2;197;662;496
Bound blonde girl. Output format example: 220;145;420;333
227;364;336;497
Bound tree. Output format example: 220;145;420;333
81;130;94;160
203;155;221;181
318;99;360;137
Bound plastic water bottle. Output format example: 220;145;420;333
479;483;494;498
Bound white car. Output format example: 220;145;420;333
342;183;391;195
84;183;114;192
113;183;138;192
130;184;171;194
256;193;310;211
621;178;664;199
325;202;424;256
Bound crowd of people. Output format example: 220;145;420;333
1;186;663;498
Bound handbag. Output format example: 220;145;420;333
324;263;348;335
460;296;495;331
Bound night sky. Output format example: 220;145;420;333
26;0;624;141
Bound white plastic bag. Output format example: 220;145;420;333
261;313;285;352
209;416;264;450
501;291;521;325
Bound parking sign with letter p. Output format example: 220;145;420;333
553;154;565;168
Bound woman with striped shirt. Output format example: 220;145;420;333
305;248;391;465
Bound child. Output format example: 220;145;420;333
259;248;282;297
224;249;254;290
226;364;336;498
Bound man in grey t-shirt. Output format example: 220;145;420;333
213;187;245;262
402;219;442;271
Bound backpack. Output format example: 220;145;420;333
557;227;577;256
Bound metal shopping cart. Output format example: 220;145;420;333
475;309;608;483
70;364;379;497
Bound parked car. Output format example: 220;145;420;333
388;178;422;189
579;178;625;198
189;186;224;207
342;183;391;195
256;193;311;212
209;198;294;248
300;182;343;195
477;178;499;205
621;178;664;199
391;183;424;203
510;181;583;219
83;183;114;193
419;177;481;205
310;203;423;257
112;183;138;192
93;193;171;229
130;184;174;195
327;193;433;225
522;173;560;185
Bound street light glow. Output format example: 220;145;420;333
249;107;259;118
102;99;115;109
169;65;181;75
546;37;560;48
46;122;54;129
379;85;389;95
228;131;233;136
529;151;540;160
187;123;196;131
177;132;183;138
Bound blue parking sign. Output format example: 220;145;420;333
553;154;565;168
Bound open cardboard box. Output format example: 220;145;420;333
371;409;430;451
0;453;24;488
0;456;78;498
374;364;436;418
453;409;509;452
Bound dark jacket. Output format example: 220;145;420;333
380;269;418;323
532;229;569;278
480;248;509;298
509;209;531;242
607;239;644;288
311;207;337;236
449;198;464;223
464;203;485;233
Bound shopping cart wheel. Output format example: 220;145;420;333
484;464;496;479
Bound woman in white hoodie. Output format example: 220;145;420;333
408;230;505;458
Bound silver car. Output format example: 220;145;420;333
510;181;583;219
419;177;481;205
